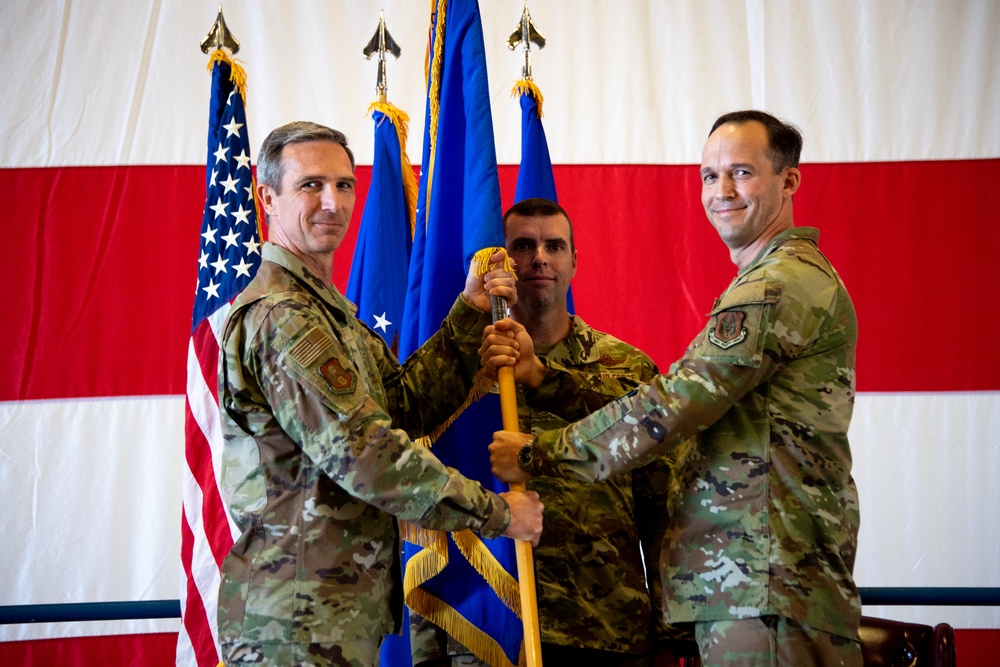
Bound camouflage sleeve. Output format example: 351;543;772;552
525;350;658;422
382;295;491;436
533;276;788;481
247;295;510;537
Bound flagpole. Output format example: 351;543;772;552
489;292;543;667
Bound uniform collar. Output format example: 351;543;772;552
262;241;357;320
544;315;602;366
739;226;820;276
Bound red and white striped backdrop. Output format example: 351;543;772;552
2;0;998;662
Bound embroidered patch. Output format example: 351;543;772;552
598;354;625;366
289;327;334;367
320;358;356;394
708;310;748;349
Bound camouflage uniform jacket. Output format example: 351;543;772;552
531;227;861;640
521;316;670;654
217;242;510;653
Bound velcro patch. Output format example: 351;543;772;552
598;354;626;366
320;357;356;394
288;326;333;367
708;310;747;349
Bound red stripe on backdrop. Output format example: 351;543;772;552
4;159;999;401
0;630;993;666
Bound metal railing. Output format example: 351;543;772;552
2;588;999;625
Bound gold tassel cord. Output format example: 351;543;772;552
511;79;544;118
471;247;517;278
367;100;419;239
424;0;448;221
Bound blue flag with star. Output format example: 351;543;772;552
346;108;413;357
345;101;418;667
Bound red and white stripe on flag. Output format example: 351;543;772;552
176;52;262;665
1;3;998;666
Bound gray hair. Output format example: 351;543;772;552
256;121;355;194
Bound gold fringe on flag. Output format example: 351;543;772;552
511;79;544;118
367;100;419;239
205;49;249;104
404;586;518;667
401;521;519;667
452;529;521;614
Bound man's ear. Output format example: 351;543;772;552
257;183;275;214
783;167;801;197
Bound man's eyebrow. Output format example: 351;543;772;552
700;162;754;174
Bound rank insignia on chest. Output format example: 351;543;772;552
708;310;748;349
320;358;356;394
598;354;625;367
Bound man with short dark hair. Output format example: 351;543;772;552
490;112;862;666
217;121;543;667
414;197;684;666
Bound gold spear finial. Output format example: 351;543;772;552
363;10;402;103
200;5;240;54
507;1;545;80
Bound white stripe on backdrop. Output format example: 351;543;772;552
2;0;999;643
2;0;998;167
2;392;997;642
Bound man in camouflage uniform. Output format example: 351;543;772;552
489;111;862;667
217;121;543;667
413;198;683;666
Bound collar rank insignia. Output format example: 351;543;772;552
708;310;748;349
321;358;356;394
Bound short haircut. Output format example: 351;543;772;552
709;110;803;173
257;121;355;194
502;198;575;251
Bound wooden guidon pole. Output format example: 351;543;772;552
490;290;543;667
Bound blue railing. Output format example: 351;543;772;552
1;589;998;625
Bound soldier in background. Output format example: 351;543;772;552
414;198;689;666
489;112;862;667
216;121;543;667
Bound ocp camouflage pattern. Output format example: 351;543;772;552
520;317;670;654
534;228;861;641
217;242;509;662
410;317;676;661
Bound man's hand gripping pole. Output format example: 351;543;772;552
474;247;543;667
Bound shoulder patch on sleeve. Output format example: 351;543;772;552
709;310;747;349
320;357;356;394
699;278;777;364
288;326;334;367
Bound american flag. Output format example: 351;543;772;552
177;51;261;667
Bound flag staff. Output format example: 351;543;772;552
474;247;544;667
364;10;402;104
508;0;545;81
